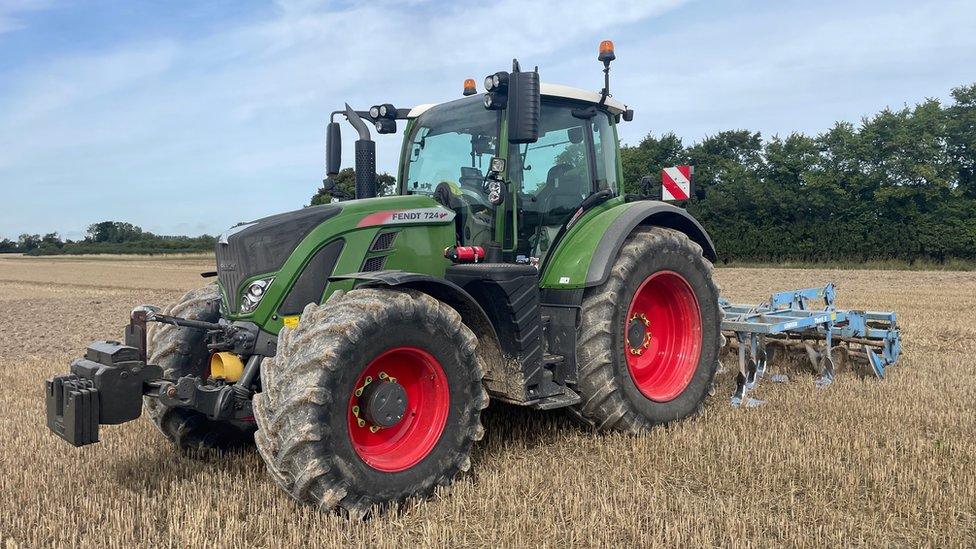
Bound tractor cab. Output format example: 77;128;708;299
397;83;629;263
394;86;627;265
323;49;632;268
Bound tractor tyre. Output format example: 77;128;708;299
253;288;487;516
570;226;721;432
143;284;255;451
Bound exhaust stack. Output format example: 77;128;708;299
343;104;377;200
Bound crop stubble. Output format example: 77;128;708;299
0;256;973;547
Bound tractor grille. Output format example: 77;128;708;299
361;256;387;272
369;231;398;252
216;204;341;312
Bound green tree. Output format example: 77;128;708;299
86;221;144;243
946;83;976;198
618;132;684;195
17;234;40;252
309;168;396;205
619;82;976;263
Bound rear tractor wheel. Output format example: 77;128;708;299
253;288;487;516
571;226;722;431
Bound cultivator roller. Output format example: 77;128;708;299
720;283;902;407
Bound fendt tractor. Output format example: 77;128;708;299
45;41;902;516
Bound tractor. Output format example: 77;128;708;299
46;41;898;516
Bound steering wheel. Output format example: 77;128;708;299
433;182;490;214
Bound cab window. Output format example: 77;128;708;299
512;104;590;258
512;102;624;259
592;111;619;192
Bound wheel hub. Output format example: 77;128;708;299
627;313;651;355
359;378;408;428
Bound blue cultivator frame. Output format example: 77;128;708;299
720;283;902;407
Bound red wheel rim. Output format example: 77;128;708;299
624;271;702;402
347;347;450;472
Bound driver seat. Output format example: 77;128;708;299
541;164;585;226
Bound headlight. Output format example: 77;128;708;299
484;92;505;110
240;277;274;314
369;105;381;119
484;72;508;92
374;118;396;134
489;156;506;173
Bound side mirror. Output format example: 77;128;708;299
326;121;341;176
507;69;540;144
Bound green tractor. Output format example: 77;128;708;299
46;42;721;515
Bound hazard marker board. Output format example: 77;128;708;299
661;166;693;201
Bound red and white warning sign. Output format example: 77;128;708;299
661;165;693;201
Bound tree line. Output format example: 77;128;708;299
7;83;973;262
620;83;976;263
1;221;215;255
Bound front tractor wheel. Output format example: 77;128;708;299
571;226;721;431
143;284;255;451
253;288;487;516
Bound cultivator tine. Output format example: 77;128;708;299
731;332;766;407
833;345;850;372
731;333;748;407
730;377;747;407
803;343;821;374
866;349;885;379
755;335;768;376
720;284;902;406
813;356;835;388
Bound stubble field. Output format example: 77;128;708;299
0;255;973;547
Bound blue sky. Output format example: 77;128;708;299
1;0;974;240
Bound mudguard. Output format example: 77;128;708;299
330;270;500;347
540;199;716;289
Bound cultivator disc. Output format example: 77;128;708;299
720;284;902;407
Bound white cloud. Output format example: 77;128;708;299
0;0;52;34
609;0;976;146
1;0;974;239
0;0;691;238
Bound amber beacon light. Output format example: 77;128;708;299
598;40;615;63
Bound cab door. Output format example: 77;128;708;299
508;100;620;261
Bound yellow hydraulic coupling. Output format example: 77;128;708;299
210;352;244;382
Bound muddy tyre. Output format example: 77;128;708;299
570;226;721;432
253;288;487;516
143;284;255;451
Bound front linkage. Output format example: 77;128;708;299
45;306;266;446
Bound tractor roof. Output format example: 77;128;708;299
407;82;628;119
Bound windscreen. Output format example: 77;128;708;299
402;97;500;248
403;98;499;197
